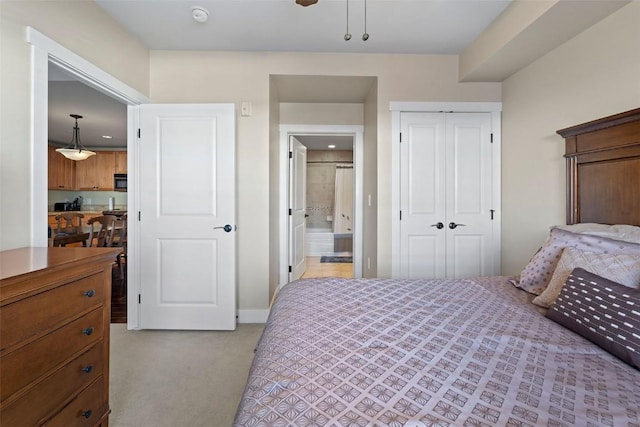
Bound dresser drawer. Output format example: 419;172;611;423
0;343;104;427
1;308;103;401
1;272;105;352
43;376;107;427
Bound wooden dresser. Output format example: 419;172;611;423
0;247;120;426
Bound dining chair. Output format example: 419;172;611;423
87;215;118;247
55;212;84;235
112;214;128;299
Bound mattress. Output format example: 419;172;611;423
234;277;640;426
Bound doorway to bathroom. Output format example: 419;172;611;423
279;125;364;285
297;135;354;279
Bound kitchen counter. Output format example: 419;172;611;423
47;209;126;216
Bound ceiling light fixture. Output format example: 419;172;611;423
102;135;113;139
328;144;336;149
296;0;318;6
344;0;368;42
191;6;209;23
56;114;96;161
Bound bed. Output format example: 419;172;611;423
234;109;640;426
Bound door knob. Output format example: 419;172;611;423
430;222;444;230
213;224;234;232
448;222;467;229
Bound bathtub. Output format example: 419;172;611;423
305;228;334;256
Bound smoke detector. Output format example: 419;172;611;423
191;6;209;23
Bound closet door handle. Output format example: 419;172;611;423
430;222;444;230
448;222;466;229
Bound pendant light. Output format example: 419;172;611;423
362;0;369;41
344;0;351;40
56;114;96;161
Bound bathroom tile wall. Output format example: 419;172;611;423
306;150;352;230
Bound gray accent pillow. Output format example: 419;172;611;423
517;228;640;295
546;268;640;369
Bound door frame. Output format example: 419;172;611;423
27;27;149;329
389;102;502;278
279;125;364;287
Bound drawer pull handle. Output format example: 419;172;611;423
82;410;93;419
82;327;94;336
83;289;95;298
82;365;93;373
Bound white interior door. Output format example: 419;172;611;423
289;137;307;281
139;103;236;330
400;112;447;279
446;113;494;278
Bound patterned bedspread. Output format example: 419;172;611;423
234;277;640;426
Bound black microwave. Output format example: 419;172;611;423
114;173;127;192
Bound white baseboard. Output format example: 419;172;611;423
237;309;269;324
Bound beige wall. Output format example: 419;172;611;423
0;1;149;250
501;1;640;275
280;103;364;125
150;51;500;311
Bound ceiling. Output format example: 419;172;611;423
95;0;512;54
49;64;128;149
49;0;514;150
295;135;354;150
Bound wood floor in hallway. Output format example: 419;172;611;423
301;256;353;279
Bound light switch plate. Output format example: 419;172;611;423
240;101;251;117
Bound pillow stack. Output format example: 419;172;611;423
516;226;640;298
516;223;640;369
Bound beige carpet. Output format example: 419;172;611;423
109;323;264;427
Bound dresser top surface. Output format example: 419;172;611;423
0;247;121;281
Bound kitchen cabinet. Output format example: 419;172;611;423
76;152;115;190
48;145;75;190
114;151;127;173
0;247;119;427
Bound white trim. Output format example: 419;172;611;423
126;106;141;329
390;102;502;278
390;110;402;278
27;27;149;330
26;28;148;105
237;309;270;324
279;125;364;288
390;101;502;113
31;42;49;248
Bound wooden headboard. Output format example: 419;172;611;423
557;108;640;226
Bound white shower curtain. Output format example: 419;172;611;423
334;164;354;235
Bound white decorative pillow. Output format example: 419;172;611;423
532;247;640;308
554;223;640;244
517;228;640;295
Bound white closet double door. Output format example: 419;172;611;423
400;112;498;279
